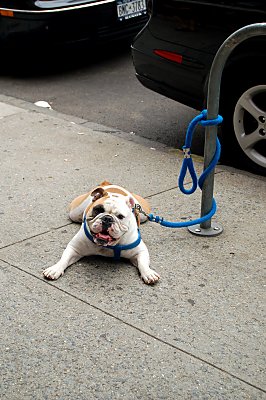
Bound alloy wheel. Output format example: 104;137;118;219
233;85;266;169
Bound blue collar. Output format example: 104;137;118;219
83;216;142;260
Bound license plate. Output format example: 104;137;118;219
116;0;147;21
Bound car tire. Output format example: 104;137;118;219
220;78;266;176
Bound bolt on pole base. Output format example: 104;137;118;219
188;222;223;237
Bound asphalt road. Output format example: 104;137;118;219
0;43;204;152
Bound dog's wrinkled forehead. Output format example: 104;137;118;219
102;195;132;216
85;187;132;217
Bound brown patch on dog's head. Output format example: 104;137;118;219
106;187;128;196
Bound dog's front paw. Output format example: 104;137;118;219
141;269;160;285
43;264;64;280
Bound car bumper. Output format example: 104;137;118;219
131;31;209;110
0;1;148;47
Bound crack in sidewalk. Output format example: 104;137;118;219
0;222;72;251
0;170;225;251
0;257;265;395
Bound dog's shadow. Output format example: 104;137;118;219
76;255;141;283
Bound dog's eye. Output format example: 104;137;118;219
117;214;124;220
92;205;105;216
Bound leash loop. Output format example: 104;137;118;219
145;109;223;228
178;109;223;194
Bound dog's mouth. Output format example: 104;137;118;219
93;230;115;246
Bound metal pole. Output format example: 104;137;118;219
189;23;266;237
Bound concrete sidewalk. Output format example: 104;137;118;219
0;94;265;400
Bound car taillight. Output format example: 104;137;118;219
154;49;183;64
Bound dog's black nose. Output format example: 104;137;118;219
101;215;113;226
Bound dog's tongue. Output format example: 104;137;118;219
95;232;113;243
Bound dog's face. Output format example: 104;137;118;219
85;187;136;246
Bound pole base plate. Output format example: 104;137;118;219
188;222;223;237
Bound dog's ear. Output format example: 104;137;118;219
91;187;107;202
126;196;135;209
127;197;141;226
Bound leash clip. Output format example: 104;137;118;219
182;146;191;159
134;204;149;218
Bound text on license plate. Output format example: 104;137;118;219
117;0;147;21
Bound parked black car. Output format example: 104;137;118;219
132;0;266;175
0;0;148;48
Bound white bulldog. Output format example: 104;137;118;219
43;181;160;284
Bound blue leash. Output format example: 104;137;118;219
147;109;223;228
